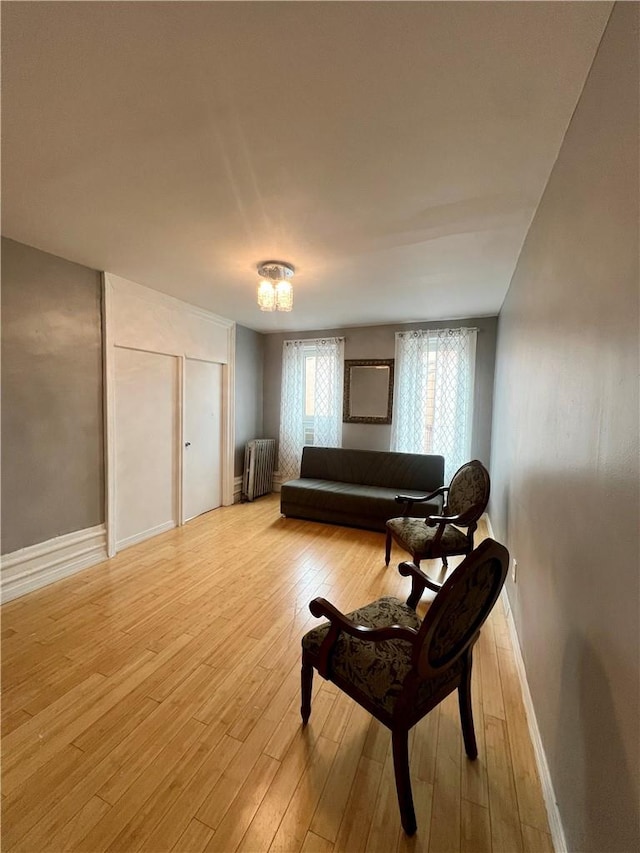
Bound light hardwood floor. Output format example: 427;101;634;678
1;496;553;853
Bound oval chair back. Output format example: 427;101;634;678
413;538;509;678
445;459;491;523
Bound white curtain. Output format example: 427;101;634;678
279;337;344;481
391;328;477;481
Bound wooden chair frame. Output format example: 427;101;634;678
385;459;491;599
301;539;509;835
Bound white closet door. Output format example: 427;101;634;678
115;348;178;549
183;359;222;522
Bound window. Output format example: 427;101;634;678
303;351;317;445
391;328;477;481
279;337;344;481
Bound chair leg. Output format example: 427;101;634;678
392;728;417;835
301;660;313;725
458;656;478;759
406;581;422;611
385;530;392;566
405;557;426;609
441;555;448;573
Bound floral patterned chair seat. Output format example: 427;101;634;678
302;596;462;715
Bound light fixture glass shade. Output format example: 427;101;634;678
257;280;276;311
257;261;295;312
275;279;293;312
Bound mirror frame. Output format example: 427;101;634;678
343;359;395;424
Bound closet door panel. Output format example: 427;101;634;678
183;359;222;521
115;348;178;548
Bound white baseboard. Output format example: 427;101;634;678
487;512;566;853
502;593;567;852
116;520;175;551
1;524;108;603
234;475;243;504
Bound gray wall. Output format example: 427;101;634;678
234;324;265;476
490;5;639;851
264;316;497;464
1;238;104;553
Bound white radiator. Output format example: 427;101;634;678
242;439;276;501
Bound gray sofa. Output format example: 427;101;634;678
280;446;445;532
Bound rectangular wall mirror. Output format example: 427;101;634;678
343;359;394;424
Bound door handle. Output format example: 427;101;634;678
185;441;191;447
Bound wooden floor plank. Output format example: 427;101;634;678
269;735;340;853
363;716;391;766
460;798;492;853
396;778;433;853
202;752;280;852
496;645;550;835
364;749;403;853
99;723;228;852
478;620;506;722
2;698;156;850
301;830;335;853
195;715;282;831
170;818;214;852
334;755;384;853
237;689;335;853
45;796;112;853
67;716;207;853
411;706;439;786
140;734;242;853
428;691;463;853
484;714;524;853
521;823;554;853
1;497;553;853
1;708;33;737
309;703;371;844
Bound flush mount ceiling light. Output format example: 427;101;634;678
257;261;295;312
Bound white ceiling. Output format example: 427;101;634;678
2;2;611;333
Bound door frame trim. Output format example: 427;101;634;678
103;273;236;555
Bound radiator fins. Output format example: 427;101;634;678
242;439;276;501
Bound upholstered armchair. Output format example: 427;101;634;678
385;459;490;602
300;539;509;835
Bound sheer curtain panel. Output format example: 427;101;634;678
279;337;344;482
391;328;477;481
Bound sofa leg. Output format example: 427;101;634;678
385;531;392;566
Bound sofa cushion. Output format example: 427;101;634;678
280;479;442;529
299;447;443;492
